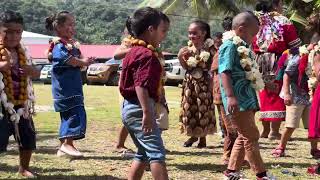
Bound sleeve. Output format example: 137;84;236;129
218;42;237;74
285;54;300;77
133;53;161;90
52;43;73;65
283;24;301;49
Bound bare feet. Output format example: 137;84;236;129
18;167;36;178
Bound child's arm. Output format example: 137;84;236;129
67;57;95;67
0;61;10;72
20;65;40;78
283;73;292;106
135;86;153;134
178;47;190;70
221;72;239;114
114;46;131;60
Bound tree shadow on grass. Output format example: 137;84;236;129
0;162;73;174
36;175;125;180
168;150;222;156
170;162;226;172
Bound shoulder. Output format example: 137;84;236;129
219;40;236;52
131;46;153;58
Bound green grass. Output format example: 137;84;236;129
0;84;319;179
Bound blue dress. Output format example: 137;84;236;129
51;42;86;140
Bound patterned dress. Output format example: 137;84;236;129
180;47;216;137
252;11;301;122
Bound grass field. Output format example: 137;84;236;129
0;84;319;179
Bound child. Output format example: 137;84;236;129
45;11;95;157
120;7;170;180
219;12;272;179
0;11;40;178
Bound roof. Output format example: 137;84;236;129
26;44;121;59
26;44;173;60
22;31;54;38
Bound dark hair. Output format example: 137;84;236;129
191;20;211;40
126;7;170;37
213;32;223;39
0;10;23;25
222;16;233;31
45;11;71;31
255;0;281;13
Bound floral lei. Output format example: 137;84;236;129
122;35;166;94
185;39;213;68
0;44;35;124
47;37;81;60
299;42;320;99
223;31;265;91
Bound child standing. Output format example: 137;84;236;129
120;7;170;180
219;12;272;179
45;11;95;157
0;11;40;178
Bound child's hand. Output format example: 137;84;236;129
142;111;153;134
178;47;191;61
284;93;292;106
0;61;10;71
20;65;34;76
227;96;239;115
83;57;96;66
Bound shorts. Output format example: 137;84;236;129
122;98;166;163
285;104;310;129
0;107;36;152
59;105;86;140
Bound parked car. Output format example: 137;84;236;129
40;64;52;84
86;58;121;86
164;58;186;85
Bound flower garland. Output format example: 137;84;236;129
185;39;213;68
223;31;265;91
299;42;320;99
0;44;35;123
47;37;81;61
123;35;166;95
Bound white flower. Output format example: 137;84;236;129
237;46;246;54
188;46;197;53
299;45;309;55
308;77;317;89
52;37;61;44
222;30;236;42
74;41;81;49
187;57;198;67
17;108;24;116
10;114;20;123
187;40;193;47
232;36;243;45
1;92;7;102
199;51;210;62
302;0;313;2
66;44;73;50
245;71;254;81
240;58;253;68
0;82;4;91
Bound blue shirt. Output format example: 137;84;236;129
51;43;84;112
218;40;259;114
284;54;310;105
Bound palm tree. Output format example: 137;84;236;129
139;0;257;21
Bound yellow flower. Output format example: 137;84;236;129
199;51;210;62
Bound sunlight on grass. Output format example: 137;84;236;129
0;84;318;179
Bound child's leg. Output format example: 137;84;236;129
128;161;148;180
278;105;305;149
150;162;168;180
310;140;318;151
269;121;282;139
19;150;35;177
260;121;270;138
116;125;129;150
17;117;36;177
228;111;266;175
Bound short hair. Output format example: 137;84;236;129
222;16;233;31
0;10;24;25
232;11;259;30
